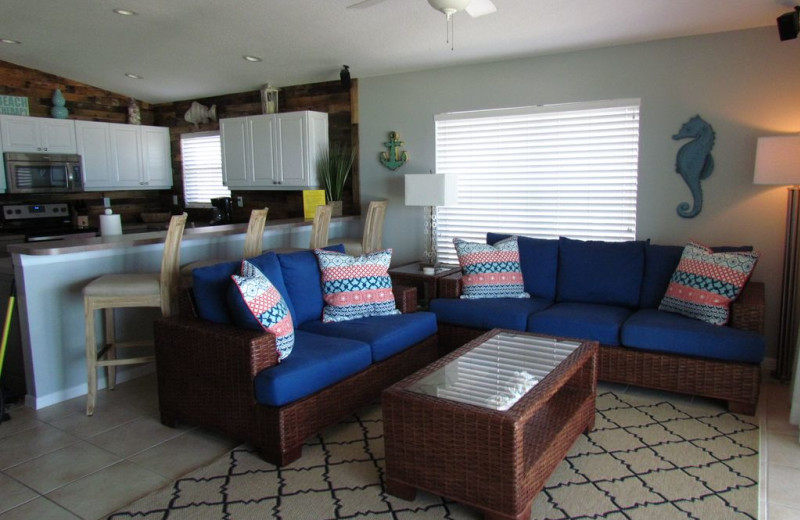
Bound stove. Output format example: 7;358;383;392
1;203;98;242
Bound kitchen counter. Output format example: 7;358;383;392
10;215;359;409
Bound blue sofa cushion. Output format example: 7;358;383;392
621;309;765;364
527;302;634;346
430;297;552;331
277;244;345;326
252;330;372;407
192;252;291;324
299;311;437;362
487;233;559;300
556;237;646;308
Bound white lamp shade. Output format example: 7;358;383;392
754;136;800;185
405;174;458;206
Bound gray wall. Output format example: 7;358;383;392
358;27;800;360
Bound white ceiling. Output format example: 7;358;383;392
0;0;795;104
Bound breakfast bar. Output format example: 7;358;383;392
8;216;357;409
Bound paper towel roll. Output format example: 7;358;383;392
100;214;122;236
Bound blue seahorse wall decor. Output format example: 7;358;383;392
672;115;715;218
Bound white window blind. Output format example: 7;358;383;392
181;131;230;205
434;99;640;265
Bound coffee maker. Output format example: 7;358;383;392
209;197;232;224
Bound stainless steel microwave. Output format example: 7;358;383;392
3;152;83;193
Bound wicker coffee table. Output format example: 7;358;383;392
382;329;598;520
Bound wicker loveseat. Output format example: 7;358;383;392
154;246;438;466
431;235;765;415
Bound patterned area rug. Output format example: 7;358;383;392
110;391;759;519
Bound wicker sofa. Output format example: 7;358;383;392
431;235;766;414
154;246;438;466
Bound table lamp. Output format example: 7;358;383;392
404;173;458;266
754;135;800;381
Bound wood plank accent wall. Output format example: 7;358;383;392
0;59;359;225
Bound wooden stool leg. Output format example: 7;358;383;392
85;298;97;416
104;308;116;390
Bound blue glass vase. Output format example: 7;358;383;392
51;89;69;119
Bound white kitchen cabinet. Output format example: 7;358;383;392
221;110;327;190
76;121;172;190
0;132;5;193
0;114;76;153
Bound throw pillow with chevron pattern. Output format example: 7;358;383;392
315;248;400;323
454;236;530;299
229;260;295;361
658;240;759;325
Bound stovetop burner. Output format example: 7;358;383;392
2;203;98;241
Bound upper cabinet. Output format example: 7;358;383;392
76;120;172;191
0;115;77;154
221;111;328;190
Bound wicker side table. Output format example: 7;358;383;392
388;262;460;309
383;329;598;520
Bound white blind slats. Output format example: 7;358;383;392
181;132;230;205
434;99;640;264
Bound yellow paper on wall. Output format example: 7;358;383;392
303;190;327;219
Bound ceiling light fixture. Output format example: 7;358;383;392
0;39;21;44
243;55;262;63
113;8;137;16
125;73;143;79
427;0;471;50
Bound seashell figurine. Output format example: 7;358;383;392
184;101;217;128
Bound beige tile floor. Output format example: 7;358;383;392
0;373;797;519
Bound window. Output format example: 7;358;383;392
180;132;230;205
434;99;641;264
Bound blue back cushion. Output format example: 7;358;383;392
277;244;345;326
192;252;292;324
556;237;646;308
639;243;755;309
487;233;559;300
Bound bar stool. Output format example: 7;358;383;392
330;200;387;255
310;204;333;249
83;213;187;415
180;208;268;283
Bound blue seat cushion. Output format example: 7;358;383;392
527;302;633;346
299;311;437;362
620;309;765;364
556;237;646;308
252;330;372;406
277;244;345;326
487;233;559;300
430;297;552;331
192;252;291;324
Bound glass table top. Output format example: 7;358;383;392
408;332;582;411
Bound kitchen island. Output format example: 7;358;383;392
9;216;358;409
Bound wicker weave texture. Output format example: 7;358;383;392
383;329;598;520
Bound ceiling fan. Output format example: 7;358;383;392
348;0;498;48
348;0;498;19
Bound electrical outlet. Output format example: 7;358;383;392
103;197;110;208
236;196;243;207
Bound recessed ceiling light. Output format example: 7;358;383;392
125;73;143;79
0;39;21;44
113;9;137;16
243;55;262;63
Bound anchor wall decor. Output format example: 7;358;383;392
380;131;409;170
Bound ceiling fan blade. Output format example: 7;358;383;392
465;0;497;17
347;0;390;8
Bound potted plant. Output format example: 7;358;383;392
318;145;355;216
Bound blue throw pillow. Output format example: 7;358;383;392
454;237;529;299
277;244;345;326
556;237;646;308
228;260;294;361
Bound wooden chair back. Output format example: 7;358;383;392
159;213;188;316
243;208;268;258
361;200;388;254
310;205;333;249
